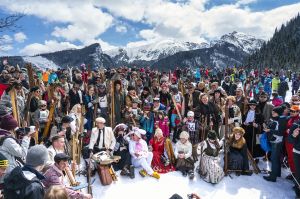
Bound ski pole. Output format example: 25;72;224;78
282;157;300;187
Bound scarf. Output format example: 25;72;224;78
22;165;45;180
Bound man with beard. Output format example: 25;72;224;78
235;87;247;116
183;83;200;116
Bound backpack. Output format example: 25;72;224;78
3;166;42;199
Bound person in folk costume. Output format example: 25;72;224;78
170;76;178;87
209;88;226;118
113;80;126;125
181;111;201;162
140;104;155;142
128;71;138;88
150;78;160;97
149;128;175;173
155;111;170;138
124;98;143;128
196;81;208;93
140;86;153;109
83;85;97;132
112;124;134;179
174;131;195;179
222;76;232;95
263;106;286;182
284;105;300;180
197;130;224;184
128;128;160;179
135;78;144;96
125;86;139;108
43;153;92;199
95;83;109;122
29;86;41;125
14;81;27;122
171;103;182;143
183;83;200;116
69;81;83;110
288;120;300;198
85;117;116;172
46;135;65;168
242;99;264;158
49;116;74;156
159;84;171;108
257;91;274;123
235;87;247;117
227;127;252;176
119;73;129;92
33;100;49;140
152;97;167;116
221;96;242;139
195;93;221;139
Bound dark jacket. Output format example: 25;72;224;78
288;121;300;151
4;166;45;199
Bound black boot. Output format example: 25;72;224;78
263;175;276;182
129;165;135;179
188;170;195;179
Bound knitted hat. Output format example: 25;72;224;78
0;152;8;168
207;130;217;140
26;145;48;167
290;105;300;112
179;131;189;140
273;106;283;115
0;114;18;131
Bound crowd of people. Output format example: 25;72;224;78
0;63;299;199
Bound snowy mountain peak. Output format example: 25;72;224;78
216;31;264;53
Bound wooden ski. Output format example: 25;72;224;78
41;99;57;143
247;149;260;174
9;88;20;126
224;104;229;175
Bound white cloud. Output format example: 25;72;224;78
236;0;257;6
115;25;127;33
20;40;80;56
0;0;114;44
1;35;13;43
0;45;13;51
14;32;27;43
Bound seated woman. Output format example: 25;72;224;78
174;131;195;179
112;124;134;179
128;129;160;179
149;128;175;173
227;127;251;176
197;130;224;184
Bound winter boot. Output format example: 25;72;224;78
129;165;135;179
188;170;195;179
263;175;276;182
182;171;188;177
139;169;147;177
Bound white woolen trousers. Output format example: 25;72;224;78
132;152;154;175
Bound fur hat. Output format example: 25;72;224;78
26;145;48;167
232;127;245;136
179;131;189;140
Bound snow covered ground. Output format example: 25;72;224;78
76;82;296;199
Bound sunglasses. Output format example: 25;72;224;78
290;110;299;113
259;96;267;98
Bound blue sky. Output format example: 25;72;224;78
0;0;299;56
